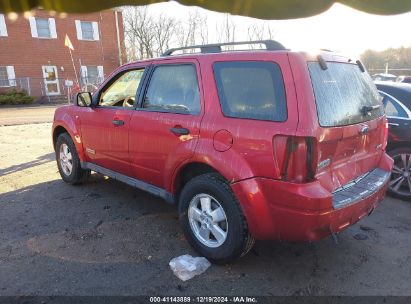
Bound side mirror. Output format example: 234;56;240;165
76;92;92;107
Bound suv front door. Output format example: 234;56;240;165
79;68;145;176
129;59;203;189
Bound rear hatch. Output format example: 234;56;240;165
308;61;386;193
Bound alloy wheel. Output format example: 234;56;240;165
188;193;228;248
389;153;411;196
59;143;73;176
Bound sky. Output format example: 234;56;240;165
144;1;411;57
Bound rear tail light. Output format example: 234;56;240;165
273;136;317;183
382;119;389;150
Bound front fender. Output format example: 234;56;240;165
52;106;86;162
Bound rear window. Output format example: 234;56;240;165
213;61;287;122
308;62;384;127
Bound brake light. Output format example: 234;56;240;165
273;136;317;183
382;119;389;150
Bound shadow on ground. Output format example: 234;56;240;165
0;174;410;296
0;152;55;176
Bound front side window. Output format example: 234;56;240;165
36;18;51;38
143;64;201;115
213;61;287;122
81;21;94;40
99;69;144;108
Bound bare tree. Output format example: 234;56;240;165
153;13;178;55
123;6;154;60
176;10;208;51
216;14;236;45
247;23;275;42
123;6;179;60
122;6;278;61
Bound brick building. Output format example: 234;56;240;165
0;9;124;99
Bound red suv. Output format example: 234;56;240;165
53;41;393;263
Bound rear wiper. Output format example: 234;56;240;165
361;104;381;116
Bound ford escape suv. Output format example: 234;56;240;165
52;40;393;263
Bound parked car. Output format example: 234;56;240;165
376;81;411;200
372;73;397;82
396;75;411;84
53;40;393;263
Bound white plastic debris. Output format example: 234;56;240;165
169;254;211;281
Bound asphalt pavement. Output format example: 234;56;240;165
0;123;410;296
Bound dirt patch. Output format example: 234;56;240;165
26;213;186;264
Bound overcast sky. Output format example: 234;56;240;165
146;1;411;57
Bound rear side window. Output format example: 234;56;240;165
213;61;287;122
308;62;384;127
143;64;200;115
381;94;408;118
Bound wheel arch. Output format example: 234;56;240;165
52;120;86;162
172;162;222;199
53;125;69;149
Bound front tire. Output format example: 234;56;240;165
55;133;90;185
387;147;411;201
179;173;254;263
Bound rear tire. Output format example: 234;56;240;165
387;147;411;201
178;173;255;263
55;133;90;185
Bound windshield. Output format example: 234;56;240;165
308;62;384;127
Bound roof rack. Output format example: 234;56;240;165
162;40;287;56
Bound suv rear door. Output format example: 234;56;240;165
308;61;386;192
128;59;203;188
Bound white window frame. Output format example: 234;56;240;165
0;66;16;87
29;16;57;39
0;14;8;37
42;65;60;95
75;20;99;41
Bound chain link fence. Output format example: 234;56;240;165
0;76;104;103
0;77;31;94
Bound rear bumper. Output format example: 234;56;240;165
231;153;393;241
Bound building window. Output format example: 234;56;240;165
0;14;8;37
29;17;57;39
86;66;99;79
80;65;104;86
81;22;94;40
75;20;99;41
0;66;16;87
0;67;8;86
36;18;51;38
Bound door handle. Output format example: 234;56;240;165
170;127;190;136
112;119;125;126
388;122;399;127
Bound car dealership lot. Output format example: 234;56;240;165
0;123;410;296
